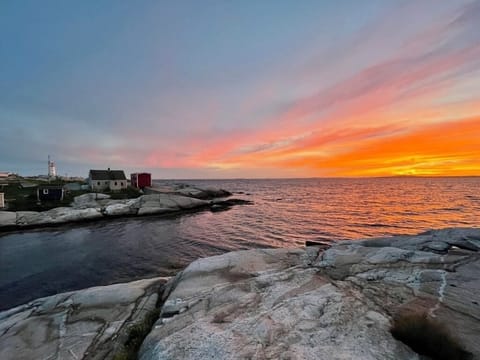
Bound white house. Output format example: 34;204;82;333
88;169;127;192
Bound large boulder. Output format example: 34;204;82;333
12;208;103;227
0;277;167;360
145;184;232;200
173;186;231;200
136;194;209;215
104;203;137;216
46;207;103;222
140;228;480;360
72;193;110;209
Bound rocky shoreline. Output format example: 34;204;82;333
0;186;251;232
1;228;479;359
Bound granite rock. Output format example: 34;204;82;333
0;277;167;360
140;228;480;360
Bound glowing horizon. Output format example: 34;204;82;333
1;0;479;178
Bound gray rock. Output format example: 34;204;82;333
0;277;167;360
72;193;110;209
0;192;217;230
141;228;480;360
103;203;137;216
0;211;16;226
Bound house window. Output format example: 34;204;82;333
97;182;100;185
43;189;49;195
115;182;118;186
105;181;108;185
121;182;124;186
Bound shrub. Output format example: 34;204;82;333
390;312;472;360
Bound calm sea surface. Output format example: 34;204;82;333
1;177;479;310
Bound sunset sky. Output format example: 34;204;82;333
1;0;479;178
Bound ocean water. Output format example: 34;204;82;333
1;177;479;310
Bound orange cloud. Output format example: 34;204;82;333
132;2;480;178
270;117;480;176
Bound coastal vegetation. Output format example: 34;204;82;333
1;176;141;211
113;308;161;360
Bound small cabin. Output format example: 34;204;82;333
131;173;152;189
88;169;127;192
37;186;64;202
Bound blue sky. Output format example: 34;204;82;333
1;0;479;178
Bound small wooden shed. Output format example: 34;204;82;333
131;173;152;189
37;186;64;202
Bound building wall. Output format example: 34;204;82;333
131;173;151;188
89;178;110;192
109;180;127;191
89;178;127;192
37;188;64;202
0;193;4;208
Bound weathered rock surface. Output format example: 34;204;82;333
2;228;477;359
0;277;167;360
0;187;250;231
140;228;480;360
145;184;232;200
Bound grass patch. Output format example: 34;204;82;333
2;181;141;211
390;312;472;360
112;308;160;360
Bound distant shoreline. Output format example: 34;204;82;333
0;186;252;234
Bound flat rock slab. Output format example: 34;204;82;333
141;228;480;360
0;277;167;360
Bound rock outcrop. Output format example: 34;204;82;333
1;228;478;360
140;228;480;360
144;184;232;200
0;190;251;231
0;277;167;360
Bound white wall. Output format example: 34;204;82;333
89;179;127;192
109;180;127;191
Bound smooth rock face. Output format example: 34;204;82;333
0;277;167;360
141;228;480;360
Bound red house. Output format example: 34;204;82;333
131;173;152;189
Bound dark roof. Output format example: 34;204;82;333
37;185;64;189
89;170;127;181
